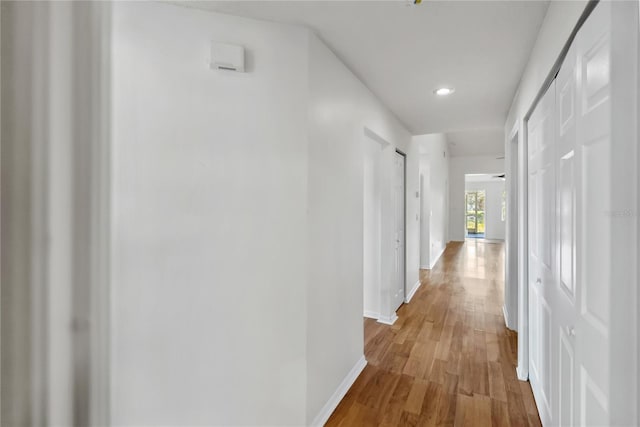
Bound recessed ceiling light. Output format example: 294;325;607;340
434;87;455;96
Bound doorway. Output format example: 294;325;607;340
362;128;404;324
465;190;486;238
363;132;385;320
392;150;406;312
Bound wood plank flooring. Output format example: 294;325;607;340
326;240;541;427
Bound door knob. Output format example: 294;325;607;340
566;326;576;337
536;278;542;284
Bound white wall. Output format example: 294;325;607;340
465;180;506;241
111;3;419;425
419;171;430;268
111;3;309;425
503;0;588;378
449;155;505;242
414;134;450;269
306;33;416;424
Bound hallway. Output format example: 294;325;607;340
4;2;638;425
327;241;541;426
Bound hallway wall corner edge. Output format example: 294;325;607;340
309;356;367;427
405;280;422;303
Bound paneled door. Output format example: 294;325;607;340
528;2;623;425
554;32;579;427
556;3;613;425
393;151;406;311
527;79;557;426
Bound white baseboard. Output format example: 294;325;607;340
363;310;379;320
516;364;528;381
377;313;398;325
310;355;367;427
405;280;421;303
430;246;446;269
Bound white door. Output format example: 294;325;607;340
528;2;623;426
528;79;557;426
554;33;579;427
393;151;405;310
556;3;613;425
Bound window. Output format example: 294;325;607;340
465;190;485;238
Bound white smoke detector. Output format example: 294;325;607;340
211;42;245;73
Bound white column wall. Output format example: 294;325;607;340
111;3;309;425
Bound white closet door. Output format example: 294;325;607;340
528;79;557;426
529;3;623;426
554;29;579;427
573;3;612;425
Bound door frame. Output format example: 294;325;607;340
395;149;407;305
0;2;112;425
362;127;401;325
505;124;519;333
636;0;640;418
362;128;388;321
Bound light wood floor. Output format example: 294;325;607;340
326;240;541;427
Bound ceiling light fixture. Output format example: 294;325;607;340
434;87;455;96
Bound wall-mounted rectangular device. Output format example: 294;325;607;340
210;42;245;72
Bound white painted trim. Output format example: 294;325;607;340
516;365;528;381
517;114;530;382
637;0;640;417
377;313;398;325
310;356;367;427
363;310;379;320
505;124;520;336
419;265;431;270
89;3;112;424
404;280;421;303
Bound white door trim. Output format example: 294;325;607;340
362;126;400;325
395;149;407;310
504;122;519;333
0;2;112;424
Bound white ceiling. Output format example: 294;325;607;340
173;0;549;154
